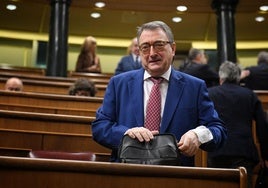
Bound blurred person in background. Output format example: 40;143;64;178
75;36;101;73
242;51;268;90
115;37;142;75
180;48;219;87
207;61;268;188
5;77;23;91
68;77;97;97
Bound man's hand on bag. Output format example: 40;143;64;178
124;127;159;142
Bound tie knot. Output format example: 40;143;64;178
150;77;163;84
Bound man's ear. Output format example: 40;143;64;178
196;54;202;62
219;78;224;85
171;42;176;55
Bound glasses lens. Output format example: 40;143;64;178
140;44;150;53
139;41;170;54
154;41;166;50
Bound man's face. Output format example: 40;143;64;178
5;79;23;91
75;90;91;96
138;28;176;77
131;38;140;56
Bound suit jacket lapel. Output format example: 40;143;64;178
160;70;185;132
128;70;145;126
127;69;185;130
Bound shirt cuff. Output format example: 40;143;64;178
192;125;213;144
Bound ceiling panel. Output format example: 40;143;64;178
0;0;268;44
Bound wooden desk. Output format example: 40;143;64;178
68;71;113;80
0;66;45;76
254;90;268;111
0;78;106;97
0;90;103;113
0;72;110;85
0;109;111;154
0;129;111;153
0;109;94;134
0;156;247;188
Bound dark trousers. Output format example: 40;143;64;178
207;156;257;188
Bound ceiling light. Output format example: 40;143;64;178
91;12;101;18
172;17;182;23
95;2;106;8
176;6;187;12
6;4;17;10
255;16;265;22
259;5;268;11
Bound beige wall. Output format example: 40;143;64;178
0;37;127;74
0;36;266;73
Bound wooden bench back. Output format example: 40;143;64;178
254;90;268;111
0;90;103;112
0;156;247;188
0;109;111;154
0;66;113;83
0;77;106;97
0;66;45;76
0;72;110;85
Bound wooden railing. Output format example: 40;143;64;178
0;72;110;85
0;77;107;97
0;109;111;154
0;156;247;188
0;90;103;116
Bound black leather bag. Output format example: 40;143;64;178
118;133;181;166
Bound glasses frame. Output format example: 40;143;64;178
139;41;172;54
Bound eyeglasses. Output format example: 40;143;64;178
139;41;172;54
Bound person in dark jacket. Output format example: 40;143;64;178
242;51;268;90
208;61;268;188
180;48;219;87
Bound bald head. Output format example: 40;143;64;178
5;77;23;91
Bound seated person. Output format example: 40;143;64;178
4;77;23;91
68;78;97;97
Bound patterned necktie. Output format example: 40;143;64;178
144;77;163;131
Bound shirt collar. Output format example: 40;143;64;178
132;54;139;61
143;66;171;81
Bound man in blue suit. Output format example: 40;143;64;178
92;21;227;166
114;37;142;75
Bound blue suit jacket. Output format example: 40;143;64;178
115;55;142;75
92;68;227;166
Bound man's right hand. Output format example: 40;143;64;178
124;127;159;142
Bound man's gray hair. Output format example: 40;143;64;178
219;61;241;84
136;21;174;43
257;51;268;65
188;48;204;61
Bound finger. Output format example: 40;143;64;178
139;131;151;142
151;130;159;136
134;131;145;142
